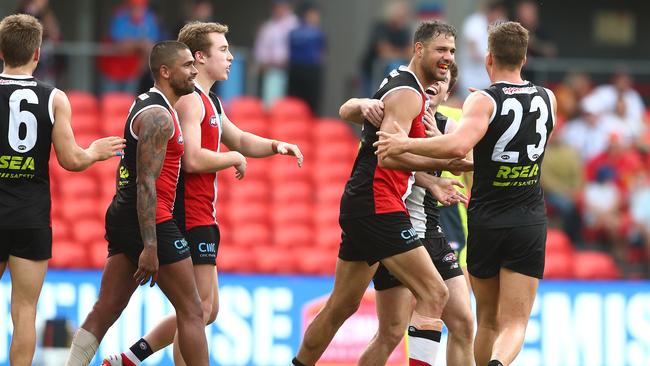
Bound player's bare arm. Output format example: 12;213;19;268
176;92;246;176
374;91;493;159
220;113;303;167
51;90;126;171
339;98;384;127
414;172;468;206
132;108;173;288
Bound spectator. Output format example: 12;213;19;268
288;2;326;114
629;172;650;272
17;0;61;85
457;0;506;98
561;97;618;161
515;0;557;81
554;72;593;121
583;166;626;261
597;92;646;149
253;0;299;106
542;136;584;244
97;0;161;95
587;70;646;126
360;0;412;96
585;131;643;193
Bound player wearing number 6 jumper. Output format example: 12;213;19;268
374;21;557;366
0;14;125;366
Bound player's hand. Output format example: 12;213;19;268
134;246;158;287
88;136;126;161
447;158;474;175
374;121;409;159
232;151;247;180
426;177;468;206
423;109;442;137
276;142;304;167
360;99;385;128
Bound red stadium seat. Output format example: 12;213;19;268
72;115;101;135
51;218;71;242
272;181;312;204
254;246;297;273
88;241;108;269
268;157;311;183
103;116;126;137
273;224;312;248
294;247;337;275
314;140;358;165
543;252;574;279
312;162;351;185
50;240;87;268
314;226;342;249
313;118;358;143
230;223;272;247
546;228;574;256
574;251;621;280
226;201;270;226
269;97;312;121
217;245;257;273
66;90;99;117
226;96;266;120
71;218;105;246
269;119;313;142
271;202;313;227
227;178;270;204
101;92;134;118
59;175;99;199
233;117;269;136
61;198;103;222
315;184;343;206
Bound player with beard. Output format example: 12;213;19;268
293;21;459;366
65;41;209;366
103;21;302;366
375;22;557;366
340;62;475;365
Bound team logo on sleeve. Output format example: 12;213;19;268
209;115;218;127
177;133;184;145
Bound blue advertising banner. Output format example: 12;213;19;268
1;271;650;366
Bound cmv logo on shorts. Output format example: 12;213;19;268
400;228;418;241
198;242;216;254
174;239;188;250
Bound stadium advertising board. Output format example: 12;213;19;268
1;271;649;365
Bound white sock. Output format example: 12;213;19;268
65;328;99;366
408;312;443;366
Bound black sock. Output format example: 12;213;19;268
292;357;308;366
488;360;504;366
129;338;154;361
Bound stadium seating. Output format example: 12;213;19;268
48;95;633;279
574;251;621;280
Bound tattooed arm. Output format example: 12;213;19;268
132;107;174;287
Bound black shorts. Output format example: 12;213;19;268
0;227;52;261
373;236;463;291
106;219;191;266
467;223;547;279
439;204;466;255
338;212;422;265
185;225;220;265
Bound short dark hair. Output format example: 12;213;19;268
0;14;42;67
448;62;458;92
413;20;456;45
488;21;528;69
149;41;190;78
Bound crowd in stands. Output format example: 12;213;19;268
7;0;650;278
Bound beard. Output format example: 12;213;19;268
170;75;195;96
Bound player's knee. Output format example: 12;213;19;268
377;323;405;349
419;281;449;309
326;297;361;324
447;312;475;341
205;299;219;325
